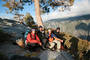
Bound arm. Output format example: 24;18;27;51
26;33;31;43
27;34;41;44
54;37;63;42
36;34;40;41
36;35;42;45
48;37;54;42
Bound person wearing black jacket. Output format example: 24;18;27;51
37;26;48;49
53;27;64;47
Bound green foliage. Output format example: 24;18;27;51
59;32;90;60
2;0;75;13
24;13;37;28
70;0;74;6
2;0;24;13
2;0;7;1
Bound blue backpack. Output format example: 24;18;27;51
24;30;30;44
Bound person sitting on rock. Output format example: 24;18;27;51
48;29;63;52
25;29;42;50
53;27;61;38
53;27;64;49
37;26;48;50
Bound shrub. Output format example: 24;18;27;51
59;32;90;60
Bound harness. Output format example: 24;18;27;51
30;33;36;40
25;33;37;47
48;34;55;42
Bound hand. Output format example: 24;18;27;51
39;42;42;46
60;40;63;42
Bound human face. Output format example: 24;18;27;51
32;31;35;34
48;30;52;34
56;29;60;32
39;28;42;31
32;29;35;34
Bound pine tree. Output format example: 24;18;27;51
2;0;74;26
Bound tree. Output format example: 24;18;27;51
24;13;37;28
14;13;24;22
34;0;43;26
2;0;75;26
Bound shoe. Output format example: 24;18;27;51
42;46;46;50
50;48;55;51
56;49;60;52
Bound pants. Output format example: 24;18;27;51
25;40;40;47
26;43;40;51
40;39;47;48
49;40;61;50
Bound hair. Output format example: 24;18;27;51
39;26;43;28
47;28;52;33
31;29;35;31
56;27;60;30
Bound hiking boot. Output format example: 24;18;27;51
56;49;60;52
42;46;46;50
51;48;55;51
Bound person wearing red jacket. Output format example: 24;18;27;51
26;29;42;47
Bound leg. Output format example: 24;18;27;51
49;42;55;49
42;39;46;47
56;40;61;50
40;39;46;50
25;40;27;47
43;39;48;48
29;43;40;51
45;40;50;48
53;40;61;51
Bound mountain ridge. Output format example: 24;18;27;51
45;14;90;22
44;14;90;41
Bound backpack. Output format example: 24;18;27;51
24;30;37;46
24;30;30;44
30;33;36;40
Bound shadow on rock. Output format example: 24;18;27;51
75;23;90;41
10;55;40;60
69;37;79;59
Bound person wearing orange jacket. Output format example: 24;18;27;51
26;29;42;48
48;29;63;52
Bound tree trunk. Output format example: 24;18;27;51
34;0;43;26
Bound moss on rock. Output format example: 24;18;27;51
59;32;90;60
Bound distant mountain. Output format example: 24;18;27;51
46;14;90;22
44;14;90;41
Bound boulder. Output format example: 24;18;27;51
0;18;30;42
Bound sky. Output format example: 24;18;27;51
0;0;90;22
0;0;35;20
42;0;90;21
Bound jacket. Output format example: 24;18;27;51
26;32;41;44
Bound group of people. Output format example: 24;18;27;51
25;26;63;52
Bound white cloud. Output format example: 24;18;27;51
0;16;10;19
42;0;90;21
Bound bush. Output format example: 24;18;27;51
24;13;37;28
59;32;90;60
